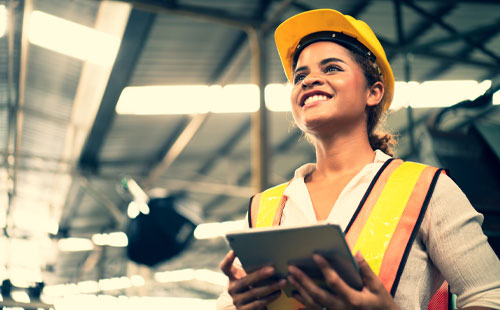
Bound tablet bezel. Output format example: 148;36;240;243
225;223;363;295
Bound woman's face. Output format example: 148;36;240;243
290;41;376;136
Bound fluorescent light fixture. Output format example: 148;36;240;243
154;268;226;286
9;266;42;288
391;80;492;110
42;283;79;297
91;232;128;247
265;83;292;112
54;295;216;310
192;269;228;286
58;238;93;252
116;85;212;115
77;280;100;294
211;84;259;113
194;220;245;240
12;205;59;234
116;84;259;115
494;88;500;105
99;276;131;291
130;275;145;287
27;11;120;66
11;290;31;303
0;5;6;38
124;178;150;216
127;201;141;219
154;269;227;286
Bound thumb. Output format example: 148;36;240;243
354;251;381;289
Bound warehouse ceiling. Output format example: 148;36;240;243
0;0;499;307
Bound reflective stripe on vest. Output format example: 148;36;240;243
249;159;446;309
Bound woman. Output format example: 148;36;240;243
217;9;500;310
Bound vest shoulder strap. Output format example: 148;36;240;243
346;160;444;295
249;182;288;228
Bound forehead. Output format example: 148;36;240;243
295;41;353;67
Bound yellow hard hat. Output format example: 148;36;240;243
275;9;394;111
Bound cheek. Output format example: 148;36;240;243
290;86;300;103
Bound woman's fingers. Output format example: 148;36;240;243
220;251;288;309
312;254;359;302
354;251;381;290
236;279;287;307
288;265;331;308
241;289;282;310
220;250;240;281
229;266;276;294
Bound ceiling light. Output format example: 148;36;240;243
154;268;226;286
58;238;93;252
265;83;292;112
194;220;245;240
77;280;99;294
116;84;259;115
130;275;145;287
11;290;30;303
127;201;140;219
391;80;492;110
210;84;259;113
0;5;6;38
91;232;128;247
27;10;120;66
493;89;500;105
98;276;131;291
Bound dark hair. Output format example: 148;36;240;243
292;41;396;156
349;47;396;156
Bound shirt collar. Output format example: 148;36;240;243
284;149;391;196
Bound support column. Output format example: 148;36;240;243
248;28;269;192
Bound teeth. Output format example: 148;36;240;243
304;94;329;106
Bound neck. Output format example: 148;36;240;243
310;126;375;180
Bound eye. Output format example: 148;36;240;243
293;73;306;84
324;64;342;73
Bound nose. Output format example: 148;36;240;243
301;73;324;89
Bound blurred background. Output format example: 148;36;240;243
0;0;499;309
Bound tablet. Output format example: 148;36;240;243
225;223;363;296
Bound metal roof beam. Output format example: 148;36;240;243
4;0;30;231
395;19;500;56
78;9;156;172
208;0;277;84
388;2;457;61
401;0;500;65
380;37;500;70
142;117;190;175
142;113;209;189
126;0;259;29
420;25;500;80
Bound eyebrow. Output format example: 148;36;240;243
294;57;346;75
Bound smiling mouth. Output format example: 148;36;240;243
302;94;331;107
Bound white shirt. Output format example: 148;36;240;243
217;150;500;309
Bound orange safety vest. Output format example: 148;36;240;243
249;158;451;310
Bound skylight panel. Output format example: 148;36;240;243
28;11;120;66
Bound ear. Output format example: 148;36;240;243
366;81;384;107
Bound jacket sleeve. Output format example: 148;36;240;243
424;173;500;308
216;216;250;310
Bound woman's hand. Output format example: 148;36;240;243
220;250;287;310
287;252;399;310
